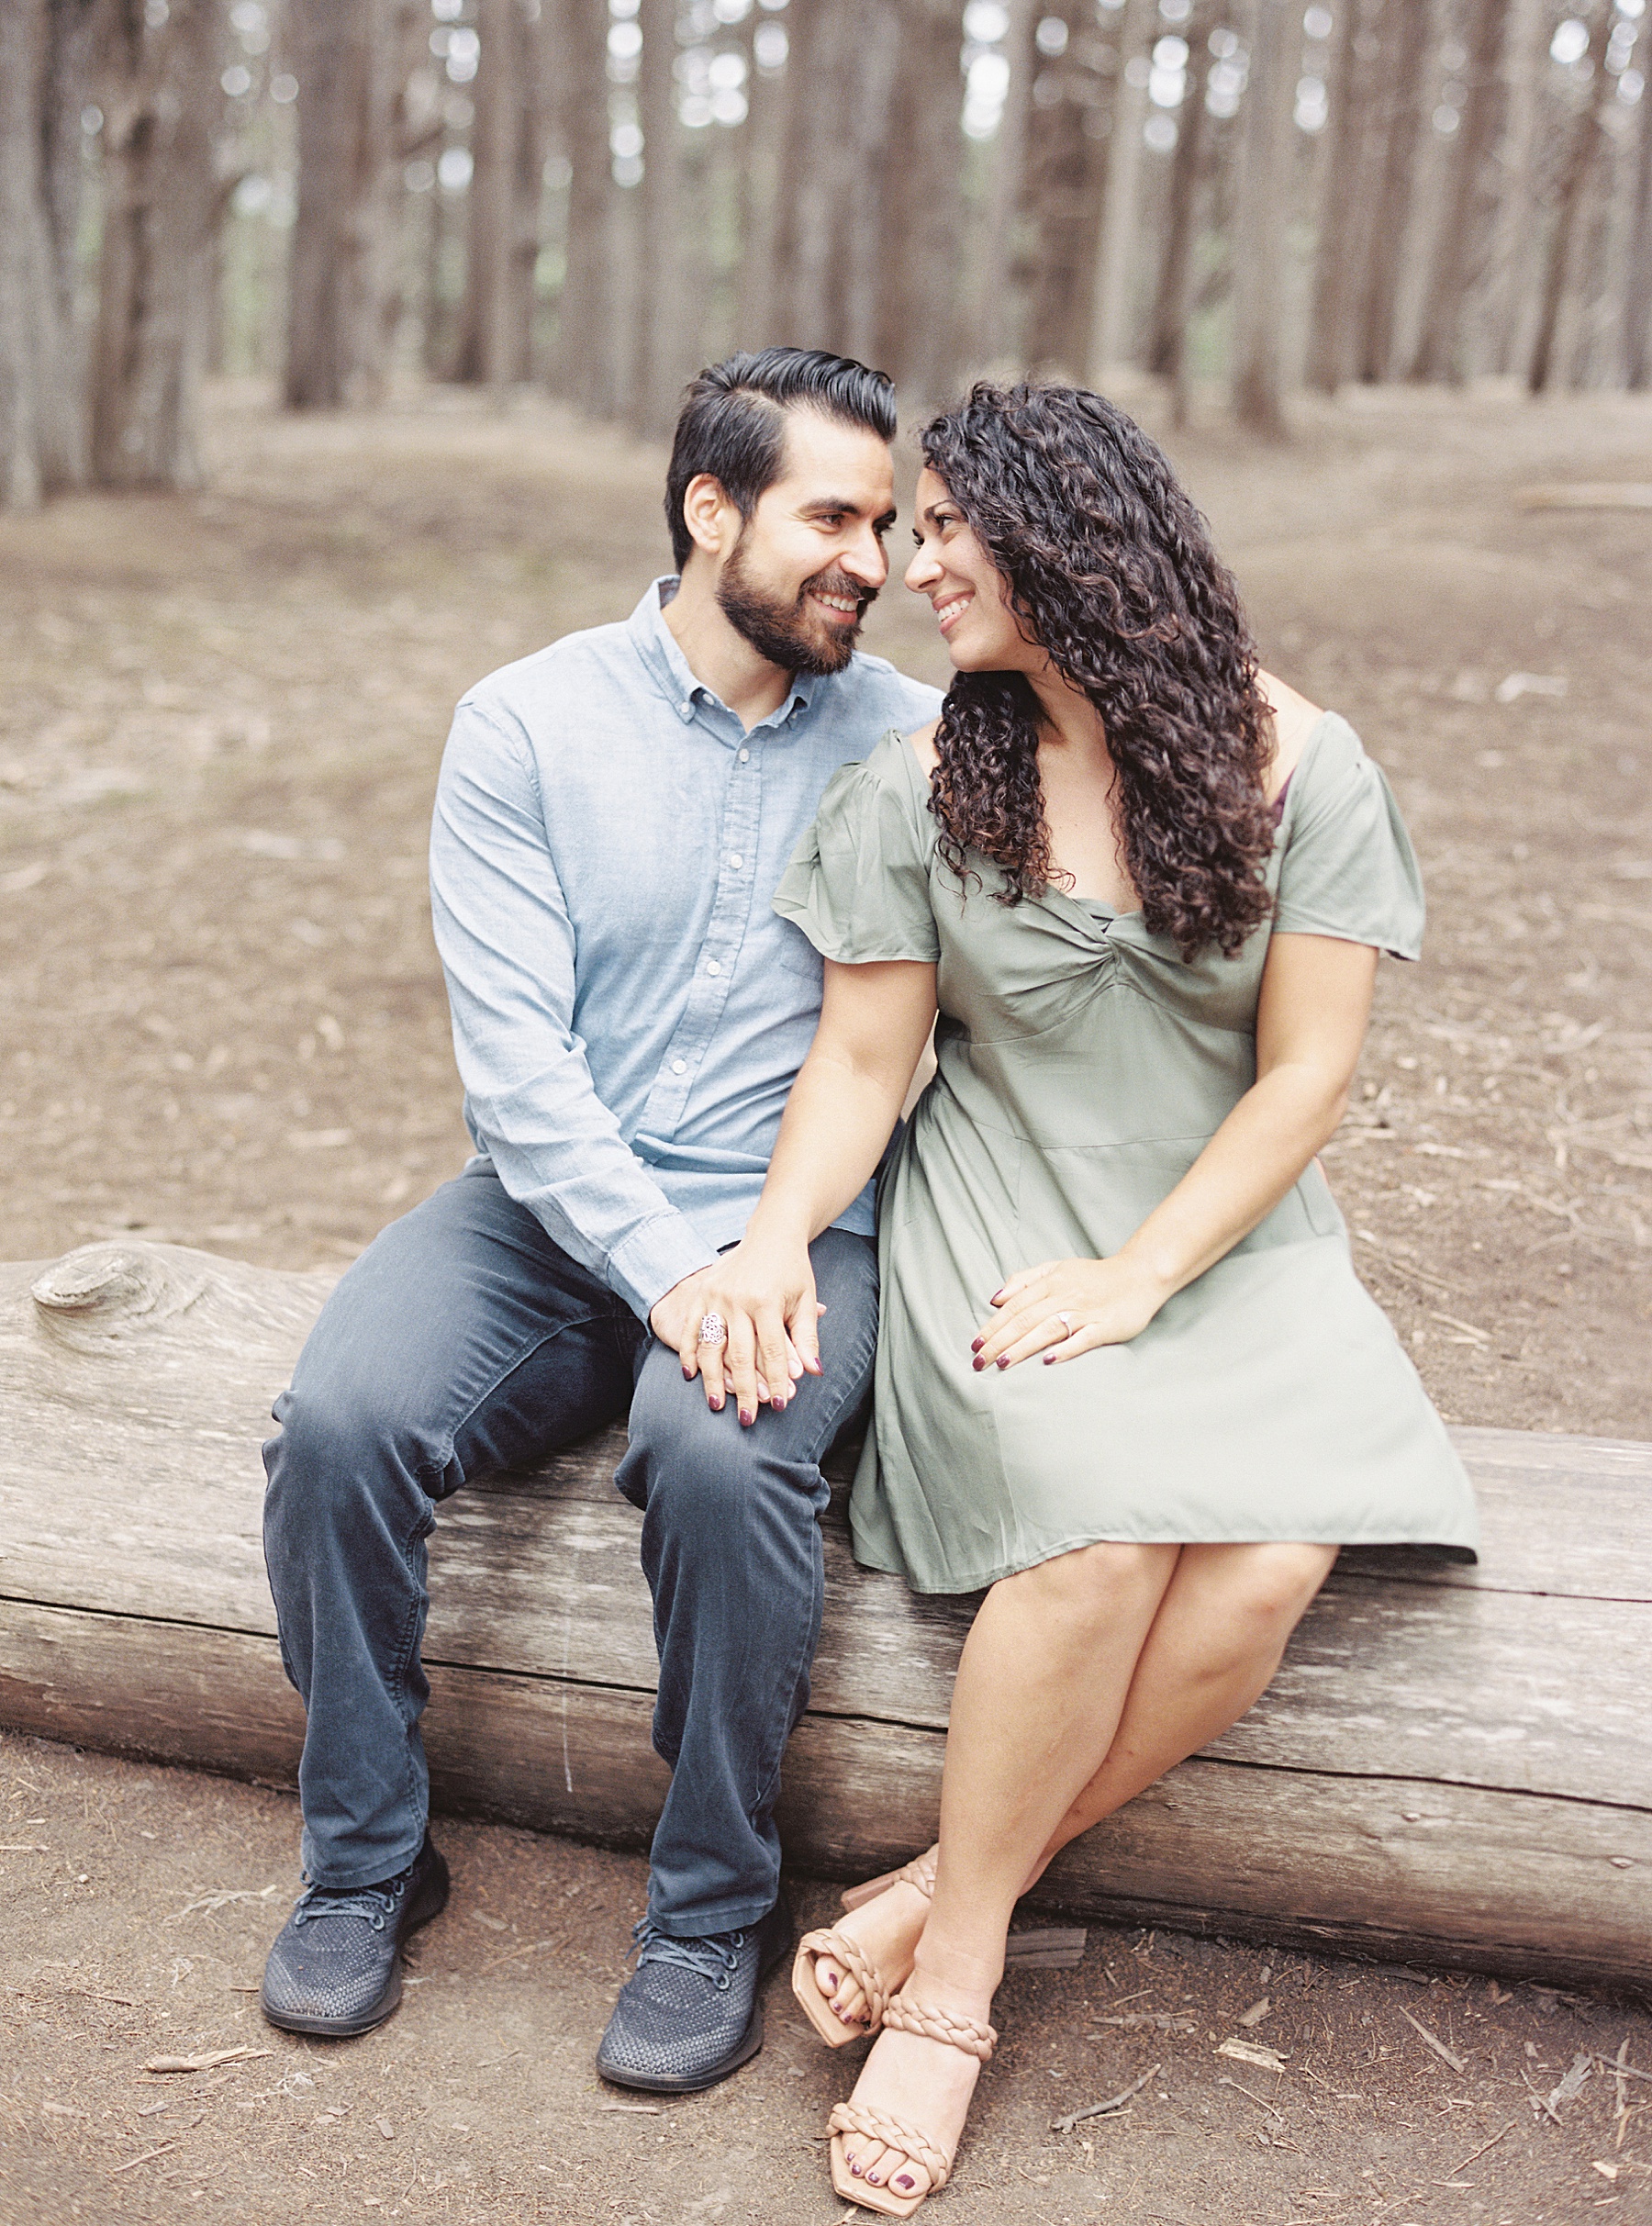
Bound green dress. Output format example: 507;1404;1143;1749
772;714;1479;1594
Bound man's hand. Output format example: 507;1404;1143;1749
653;1239;823;1426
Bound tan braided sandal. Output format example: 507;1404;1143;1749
840;1841;939;1913
789;1851;937;2048
826;1991;998;2217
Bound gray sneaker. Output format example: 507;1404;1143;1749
596;1895;793;2093
260;1832;450;2038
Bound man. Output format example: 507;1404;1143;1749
258;348;941;2092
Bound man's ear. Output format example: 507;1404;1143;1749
680;472;741;562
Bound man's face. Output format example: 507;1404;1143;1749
714;408;898;675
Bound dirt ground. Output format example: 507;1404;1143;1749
2;380;1650;2224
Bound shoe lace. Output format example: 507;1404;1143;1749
292;1861;413;1934
629;1917;748;1993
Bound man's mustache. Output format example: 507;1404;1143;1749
799;569;878;618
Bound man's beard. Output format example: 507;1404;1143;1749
715;539;875;677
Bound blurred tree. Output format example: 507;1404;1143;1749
551;0;621;416
1087;0;1155;379
1020;0;1111;375
877;0;965;402
1306;0;1374;394
0;0;94;506
92;0;227;485
1624;28;1652;386
1410;0;1509;384
1479;0;1545;375
285;0;422;408
1147;0;1216;418
458;0;547;386
1529;1;1613;393
1230;0;1297;435
631;0;685;435
974;0;1036;366
1356;0;1432;382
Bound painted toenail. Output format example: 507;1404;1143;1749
894;2176;914;2190
850;2162;862;2176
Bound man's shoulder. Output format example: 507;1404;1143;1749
459;617;642;729
831;651;944;722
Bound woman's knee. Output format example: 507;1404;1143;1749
1178;1543;1334;1671
1003;1540;1177;1630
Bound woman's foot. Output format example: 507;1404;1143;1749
832;1976;994;2204
810;1859;933;2031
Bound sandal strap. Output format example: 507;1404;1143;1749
881;1992;998;2062
828;2099;953;2190
894;1849;937;1900
798;1926;890;2028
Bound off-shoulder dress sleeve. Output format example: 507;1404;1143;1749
773;728;942;964
1272;715;1425;961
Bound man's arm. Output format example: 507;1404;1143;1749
429;696;718;1320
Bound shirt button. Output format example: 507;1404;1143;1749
706;959;721;976
671;1058;686;1076
729;853;743;870
738;748;750;762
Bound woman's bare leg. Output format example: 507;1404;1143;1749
833;1538;1338;2199
1027;1540;1339;1881
832;1541;1178;2195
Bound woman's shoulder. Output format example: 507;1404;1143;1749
1257;670;1336;800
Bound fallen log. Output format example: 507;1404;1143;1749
1;1239;1647;1996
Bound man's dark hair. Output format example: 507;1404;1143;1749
664;347;898;572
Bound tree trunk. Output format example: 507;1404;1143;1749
842;0;903;372
876;0;965;402
974;0;1036;367
458;0;545;386
552;0;620;416
631;0;686;435
1624;48;1652;388
733;8;790;350
1408;0;1508;384
1528;6;1613;396
1147;0;1214;401
284;0;410;408
6;1239;1649;2000
1478;0;1544;375
91;0;224;487
1086;0;1155;381
1229;0;1297;436
1355;0;1431;383
1020;0;1111;376
1304;0;1366;394
0;0;88;507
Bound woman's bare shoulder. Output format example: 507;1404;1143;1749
1256;669;1327;800
905;718;942;775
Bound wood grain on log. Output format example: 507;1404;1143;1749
2;1241;1648;1994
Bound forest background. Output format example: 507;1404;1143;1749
6;0;1652;497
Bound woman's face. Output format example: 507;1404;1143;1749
904;466;1035;675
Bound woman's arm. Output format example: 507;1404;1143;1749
676;956;938;1422
977;931;1378;1369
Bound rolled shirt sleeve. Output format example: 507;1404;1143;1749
429;698;718;1319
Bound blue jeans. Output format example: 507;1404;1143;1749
262;1167;877;1934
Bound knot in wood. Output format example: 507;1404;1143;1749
29;1243;206;1346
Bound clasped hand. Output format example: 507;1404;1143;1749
972;1251;1169;1372
650;1240;824;1426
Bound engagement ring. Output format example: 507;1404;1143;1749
1056;1312;1074;1337
698;1311;729;1347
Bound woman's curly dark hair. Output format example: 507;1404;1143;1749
921;383;1275;959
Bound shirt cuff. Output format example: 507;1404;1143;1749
608;1214;720;1323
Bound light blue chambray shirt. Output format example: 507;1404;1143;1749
430;578;942;1321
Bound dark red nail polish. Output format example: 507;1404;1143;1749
895;2176;914;2191
970;1337;984;1353
990;1287;1006;1303
739;1407;753;1426
996;1356;1008;1370
972;1357;985;1371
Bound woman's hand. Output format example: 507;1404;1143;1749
660;1237;824;1426
972;1253;1169;1371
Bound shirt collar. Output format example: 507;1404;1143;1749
626;576;820;733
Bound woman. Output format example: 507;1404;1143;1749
675;384;1477;2215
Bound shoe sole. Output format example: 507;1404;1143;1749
595;1907;793;2096
260;1850;451;2041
